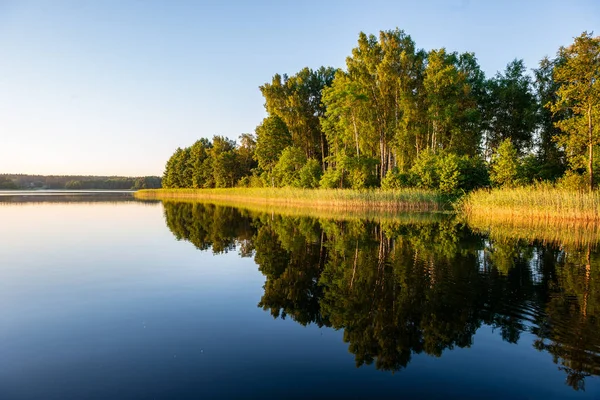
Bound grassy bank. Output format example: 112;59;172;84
135;187;445;212
460;186;600;223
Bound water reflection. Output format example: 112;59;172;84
0;190;152;205
162;201;600;391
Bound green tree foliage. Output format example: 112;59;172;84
383;151;488;194
485;59;538;156
490;139;522;187
132;176;162;189
424;49;482;155
260;67;337;166
323;29;425;182
550;32;600;191
65;180;83;189
321;30;487;188
533;57;567;180
160;29;598;192
189;139;212;188
162;134;255;189
2;174;160;190
210;136;237;188
237;133;257;182
254;116;292;186
298;159;323;189
272;147;307;187
0;176;18;189
163;148;185;188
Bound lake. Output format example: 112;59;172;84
1;192;599;399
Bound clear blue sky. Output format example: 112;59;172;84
1;0;598;176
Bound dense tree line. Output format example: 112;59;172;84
163;203;600;390
0;175;18;189
163;30;599;192
1;174;162;190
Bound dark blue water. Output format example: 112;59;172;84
0;195;598;399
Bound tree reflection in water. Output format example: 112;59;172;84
163;201;600;390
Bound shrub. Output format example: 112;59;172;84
490;139;522;187
320;168;345;189
410;150;438;189
381;168;412;190
458;155;489;191
437;153;461;195
557;170;588;191
272;147;306;187
298;159;323;188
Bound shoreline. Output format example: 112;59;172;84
134;188;447;212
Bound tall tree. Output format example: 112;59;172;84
485;59;538;156
163;147;185;188
533;56;567;180
237;133;257;177
254;116;292;186
550;32;600;191
323;29;423;183
210;136;238;188
189;138;212;188
260;67;336;166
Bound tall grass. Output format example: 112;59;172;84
460;184;600;222
135;187;445;212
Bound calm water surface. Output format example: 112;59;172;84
1;194;599;399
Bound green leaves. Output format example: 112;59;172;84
161;29;600;192
550;32;600;190
485;59;538;155
489;139;522;188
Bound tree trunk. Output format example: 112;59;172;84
352;113;359;158
320;133;326;170
380;136;385;180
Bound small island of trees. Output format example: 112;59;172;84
145;30;600;221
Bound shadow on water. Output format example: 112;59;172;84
162;200;600;392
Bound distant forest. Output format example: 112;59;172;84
162;30;599;193
0;174;162;190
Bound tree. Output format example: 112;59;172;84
490;139;521;187
533;57;567;180
237;133;257;179
424;49;464;153
254;116;292;186
189;139;212;188
550;32;600;191
272;146;307;187
0;176;18;189
260;67;336;165
132;176;162;189
163;148;184;188
322;29;425;183
210;136;237;188
485;59;538;156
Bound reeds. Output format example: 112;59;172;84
460;184;600;223
135;187;445;212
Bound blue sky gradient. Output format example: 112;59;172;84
1;0;598;176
